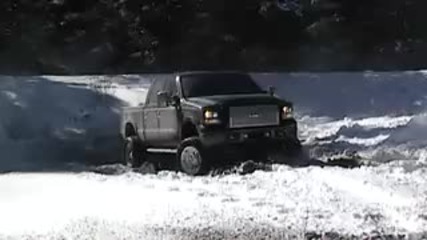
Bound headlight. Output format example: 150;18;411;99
204;110;219;119
203;109;220;124
282;106;293;119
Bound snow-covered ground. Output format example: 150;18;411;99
1;72;427;239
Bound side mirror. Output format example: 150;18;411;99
171;95;181;107
157;91;169;105
268;85;276;96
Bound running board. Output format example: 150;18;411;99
147;148;177;154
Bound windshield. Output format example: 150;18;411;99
181;73;264;98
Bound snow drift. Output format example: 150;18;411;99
0;75;151;172
256;71;427;118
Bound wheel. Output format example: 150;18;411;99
176;137;210;176
123;136;146;168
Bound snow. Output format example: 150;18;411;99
335;134;390;147
256;71;427;118
1;71;427;239
298;115;413;144
0;75;151;171
1;166;426;239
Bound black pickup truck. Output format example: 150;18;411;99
121;72;303;175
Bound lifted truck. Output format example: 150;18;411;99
121;71;304;175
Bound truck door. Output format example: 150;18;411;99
157;78;180;147
142;79;164;146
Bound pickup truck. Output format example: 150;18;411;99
121;71;303;175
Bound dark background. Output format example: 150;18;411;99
1;0;426;74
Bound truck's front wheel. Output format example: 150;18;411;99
123;136;146;168
177;137;210;176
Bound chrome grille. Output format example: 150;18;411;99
229;105;279;128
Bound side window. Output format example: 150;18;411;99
146;78;178;108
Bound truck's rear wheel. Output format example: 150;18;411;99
123;136;146;168
177;137;210;176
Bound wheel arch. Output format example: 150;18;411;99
181;119;199;140
125;122;137;137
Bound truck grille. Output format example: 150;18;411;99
229;105;279;128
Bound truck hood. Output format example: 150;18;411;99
185;94;292;108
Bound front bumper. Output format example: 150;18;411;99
199;119;298;148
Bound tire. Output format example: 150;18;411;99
176;137;210;176
123;136;146;168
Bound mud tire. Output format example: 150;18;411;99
177;137;210;176
123;136;147;168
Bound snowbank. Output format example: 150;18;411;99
0;75;150;172
256;71;427;118
387;113;427;147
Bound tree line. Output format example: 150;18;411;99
0;0;426;74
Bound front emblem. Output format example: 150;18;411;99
249;112;260;118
